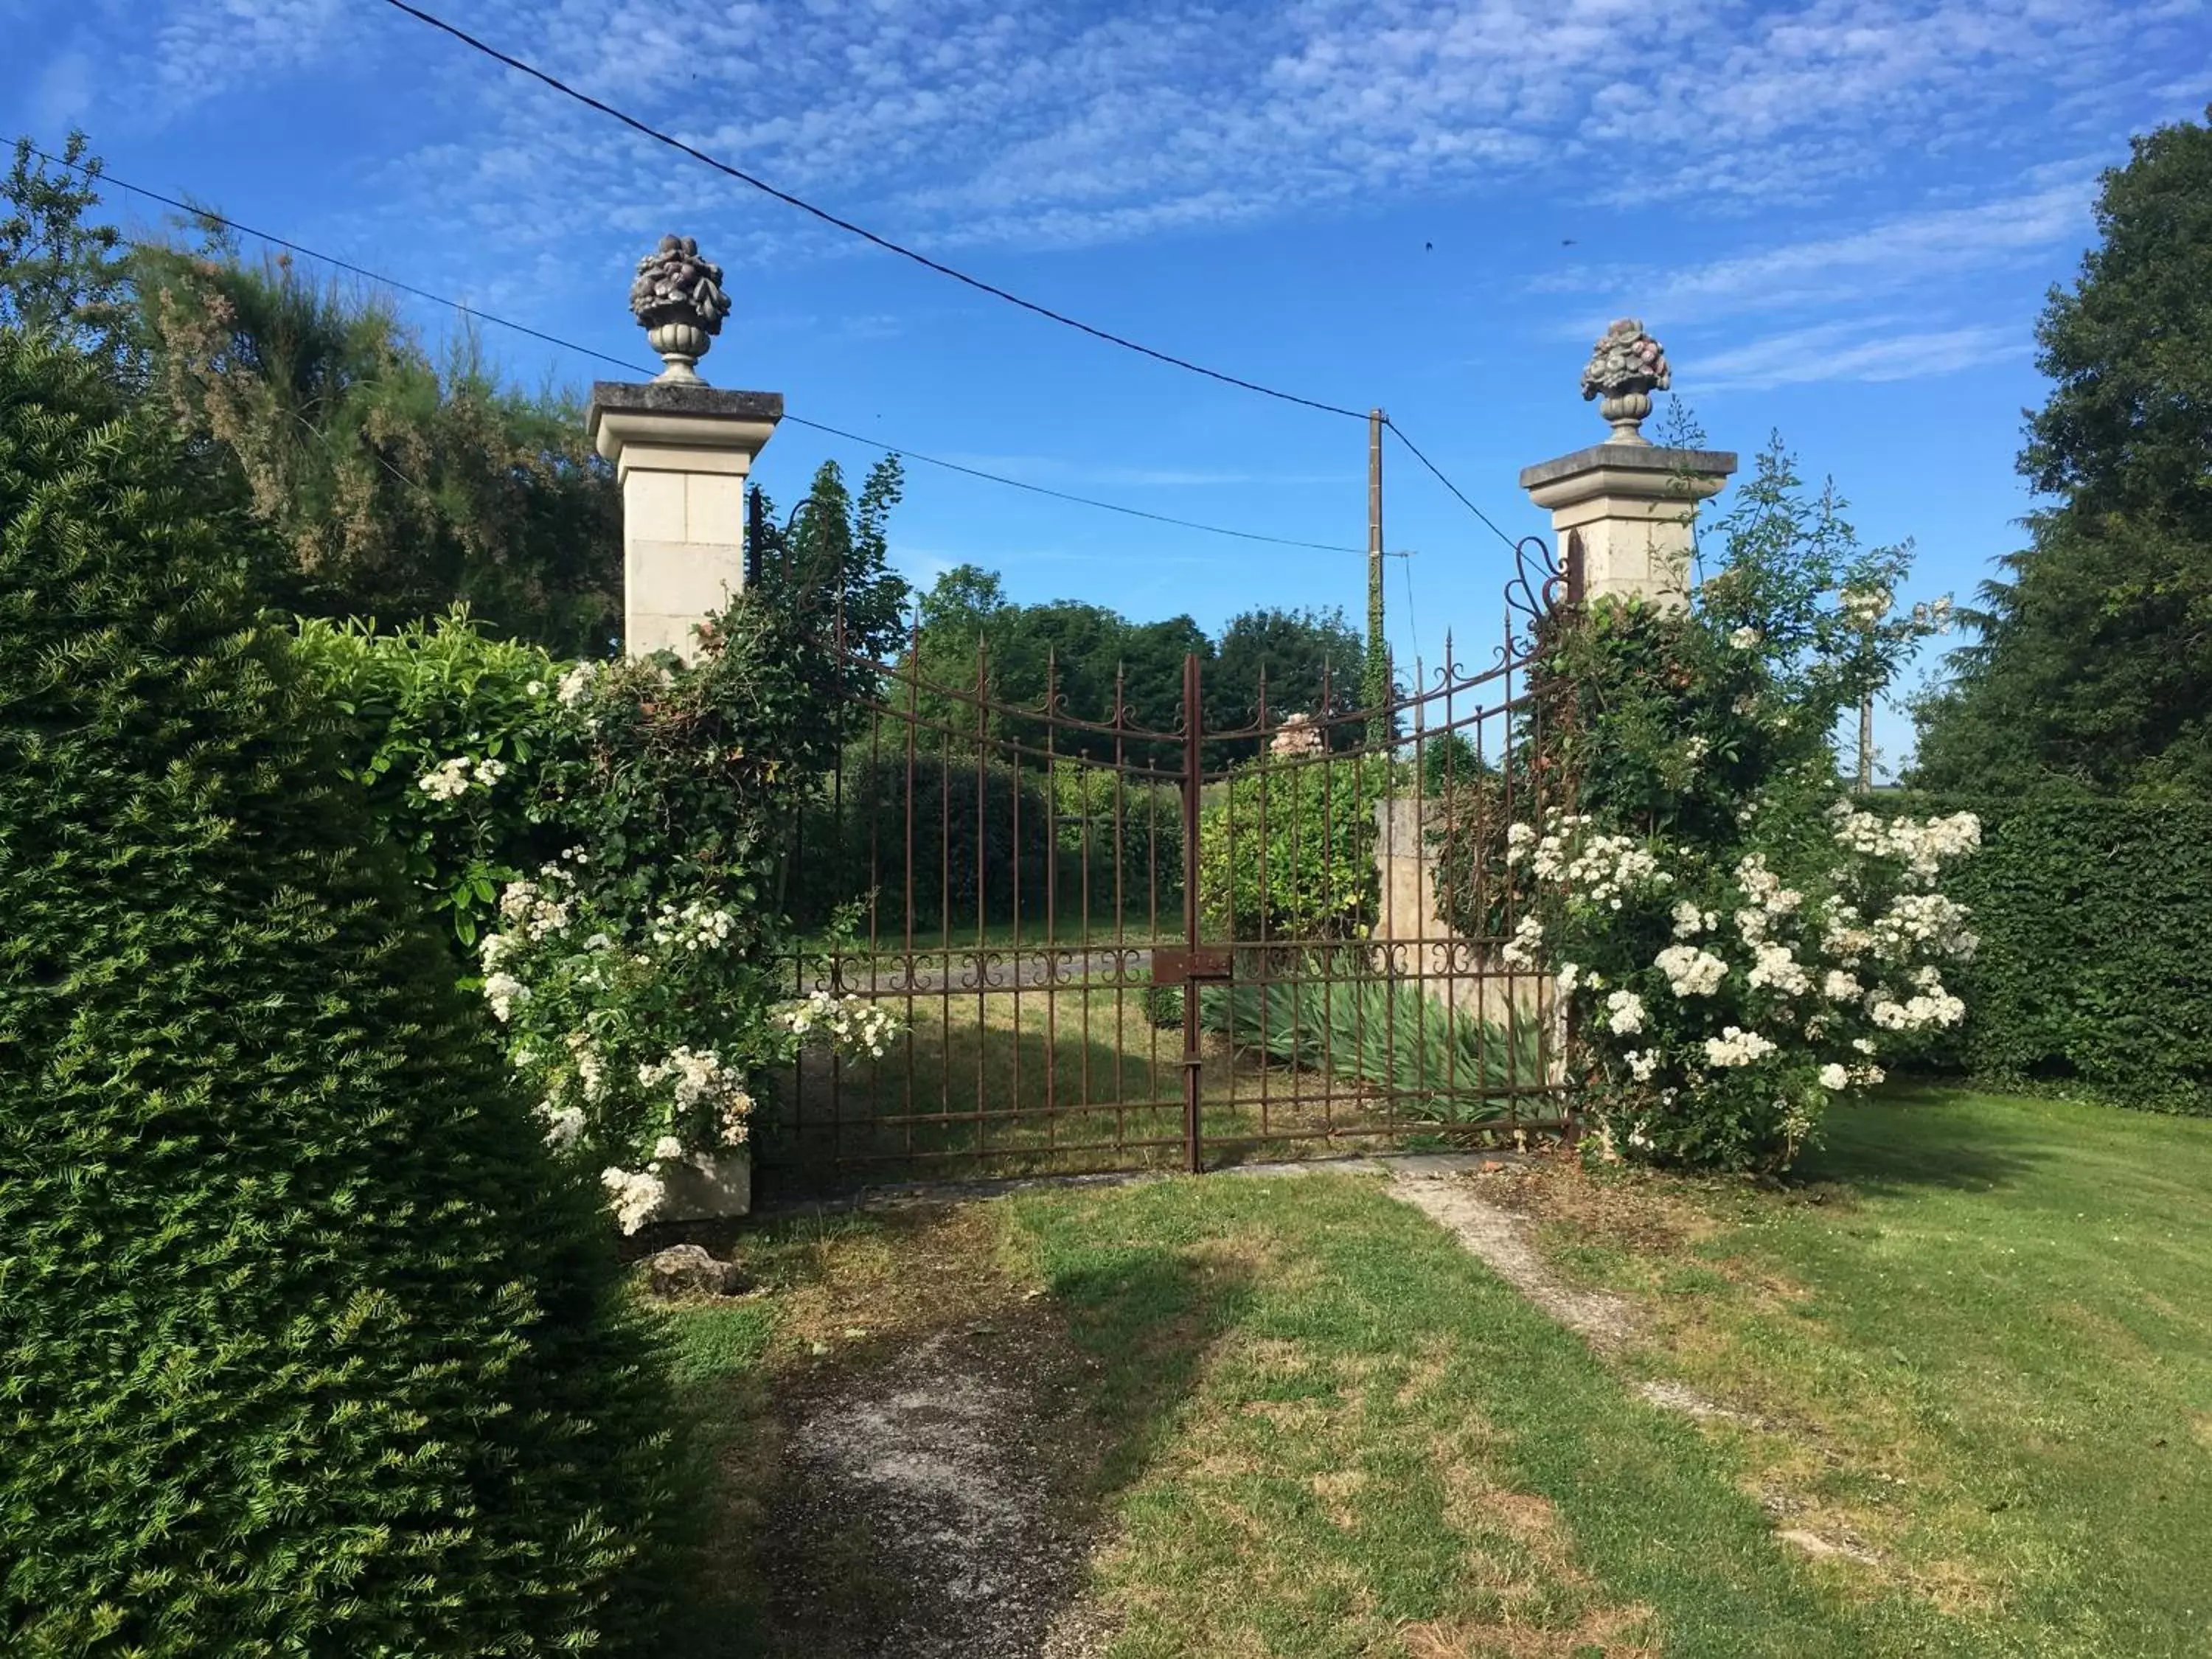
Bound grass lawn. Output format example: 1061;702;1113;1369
1492;1085;2212;1657
662;1175;1949;1656
655;1085;2212;1655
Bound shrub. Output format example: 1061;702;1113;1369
293;608;566;948
0;333;688;1654
1199;751;1394;942
1200;959;1546;1124
1874;792;2212;1113
1428;441;1964;1172
470;603;895;1218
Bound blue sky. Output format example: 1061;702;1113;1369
7;0;2211;770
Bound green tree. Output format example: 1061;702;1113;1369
0;331;689;1652
1208;605;1367;764
136;232;623;653
1913;108;2212;798
0;131;137;380
907;566;1202;764
752;453;911;664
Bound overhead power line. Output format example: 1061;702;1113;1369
376;0;1368;421
1382;420;1520;553
778;413;1363;552
28;146;1364;557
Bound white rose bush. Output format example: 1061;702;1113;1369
1505;799;1979;1169
299;585;896;1231
480;863;898;1232
1433;434;1971;1171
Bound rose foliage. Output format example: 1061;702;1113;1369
1439;436;1977;1170
302;598;900;1230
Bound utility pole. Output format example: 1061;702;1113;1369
1364;408;1389;745
1857;689;1875;793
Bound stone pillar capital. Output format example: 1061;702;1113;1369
586;380;783;662
1517;442;1736;611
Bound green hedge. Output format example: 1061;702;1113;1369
1879;792;2212;1113
0;333;690;1653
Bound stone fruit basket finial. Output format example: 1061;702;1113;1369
1579;318;1671;444
629;234;731;383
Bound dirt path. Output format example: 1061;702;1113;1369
730;1206;1120;1658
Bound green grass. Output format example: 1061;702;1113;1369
759;983;1439;1193
1507;1085;2212;1657
665;1176;1955;1656
666;1086;2212;1655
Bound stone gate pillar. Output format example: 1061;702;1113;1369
1517;320;1734;610
586;234;782;662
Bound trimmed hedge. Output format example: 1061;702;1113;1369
1877;791;2212;1113
0;334;690;1652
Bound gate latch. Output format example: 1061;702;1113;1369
1152;945;1234;985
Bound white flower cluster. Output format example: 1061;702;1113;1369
1909;596;1956;633
1746;941;1810;996
484;971;529;1022
636;1044;748;1119
1820;900;1873;967
1728;625;1762;650
556;661;602;706
777;990;899;1059
1840;586;1892;625
1828;801;1982;884
1562;832;1666;909
1604;989;1646;1034
1682;736;1710;766
566;1031;607;1102
1654;944;1728;998
599;1166;665;1235
1735;854;1804;919
1817;1061;1886;1090
1500;913;1544;968
1868;984;1965;1032
535;1098;585;1150
416;754;509;801
498;872;575;942
1871;892;1977;962
652;900;737;953
1520;813;1590;879
1671;900;1717;938
1621;1049;1660;1082
1823;970;1861;1002
1703;1026;1777;1067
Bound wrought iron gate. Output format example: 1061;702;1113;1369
765;537;1579;1194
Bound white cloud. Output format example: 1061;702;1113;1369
1541;173;2101;333
15;0;2205;309
1691;319;2028;391
332;0;2207;270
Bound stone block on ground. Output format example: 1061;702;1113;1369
646;1243;748;1298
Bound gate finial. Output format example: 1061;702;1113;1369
1579;319;1671;445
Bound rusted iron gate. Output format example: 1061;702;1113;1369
764;536;1580;1194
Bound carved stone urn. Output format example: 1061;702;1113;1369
628;234;731;383
1579;319;1672;445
